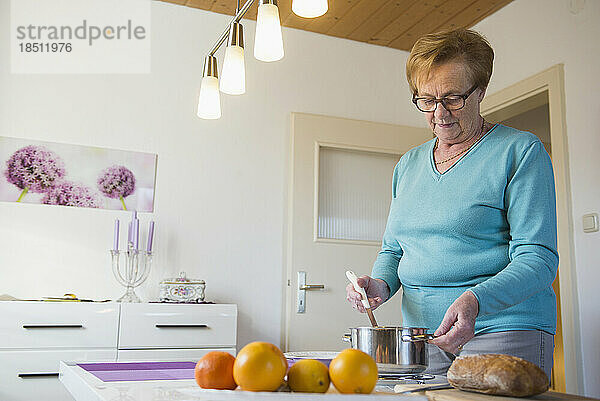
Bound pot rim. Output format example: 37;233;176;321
348;326;429;330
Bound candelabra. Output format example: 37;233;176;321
111;213;154;302
110;247;152;302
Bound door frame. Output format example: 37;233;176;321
481;64;581;394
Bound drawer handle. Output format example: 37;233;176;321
23;324;84;329
155;324;209;329
18;373;60;379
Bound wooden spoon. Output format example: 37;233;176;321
346;270;378;327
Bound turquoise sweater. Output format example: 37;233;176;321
372;124;558;335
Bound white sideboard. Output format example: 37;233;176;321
0;302;237;401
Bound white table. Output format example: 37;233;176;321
59;361;432;401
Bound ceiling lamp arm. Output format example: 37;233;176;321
209;0;256;56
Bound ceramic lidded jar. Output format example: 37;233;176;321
159;272;205;302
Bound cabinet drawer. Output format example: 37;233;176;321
119;304;237;349
118;348;236;362
0;349;116;401
0;302;119;349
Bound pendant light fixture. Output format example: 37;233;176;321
254;0;284;62
198;0;327;119
197;55;221;119
292;0;328;18
220;22;246;95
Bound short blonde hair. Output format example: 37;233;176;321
406;29;494;95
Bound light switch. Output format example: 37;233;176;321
582;213;599;233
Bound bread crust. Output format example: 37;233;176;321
447;354;549;397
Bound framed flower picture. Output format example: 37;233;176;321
0;136;157;211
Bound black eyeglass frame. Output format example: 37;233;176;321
412;84;479;112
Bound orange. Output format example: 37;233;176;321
329;349;378;394
194;351;237;390
287;359;330;393
233;341;288;392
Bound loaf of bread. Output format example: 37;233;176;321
447;354;549;397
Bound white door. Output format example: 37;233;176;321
284;113;431;352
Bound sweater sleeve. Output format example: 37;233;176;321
469;140;559;316
371;161;404;297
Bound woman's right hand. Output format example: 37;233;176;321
346;275;390;312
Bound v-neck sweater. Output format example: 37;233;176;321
371;124;558;335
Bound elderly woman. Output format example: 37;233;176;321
346;29;558;379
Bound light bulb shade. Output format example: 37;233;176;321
202;54;219;79
292;0;328;18
220;45;246;95
254;1;284;62
226;22;244;48
197;76;221;119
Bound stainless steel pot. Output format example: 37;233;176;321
342;327;434;374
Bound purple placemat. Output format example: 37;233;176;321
286;358;332;368
77;361;196;382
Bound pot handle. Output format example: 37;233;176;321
401;333;437;342
341;333;351;342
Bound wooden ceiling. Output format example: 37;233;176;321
160;0;513;51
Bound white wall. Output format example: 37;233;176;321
501;104;551;152
473;0;600;397
1;0;598;397
0;0;422;352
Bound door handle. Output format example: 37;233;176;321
297;271;325;313
299;284;325;290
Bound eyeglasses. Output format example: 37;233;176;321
412;85;479;112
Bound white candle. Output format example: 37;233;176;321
128;221;132;245
133;218;139;250
113;219;119;251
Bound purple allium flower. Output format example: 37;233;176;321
41;181;101;208
97;165;136;209
4;145;66;196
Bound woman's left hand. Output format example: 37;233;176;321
429;291;479;355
